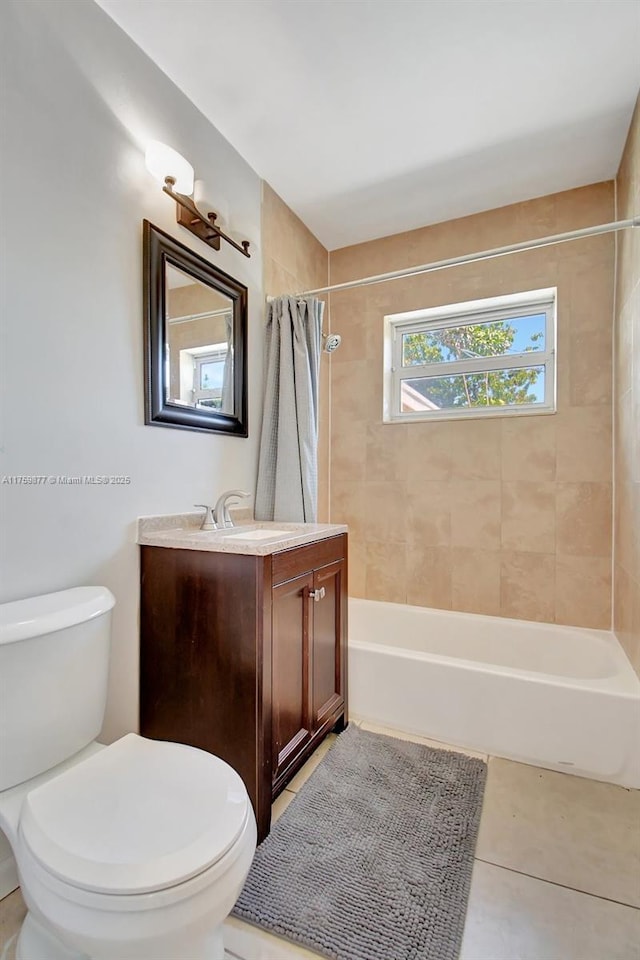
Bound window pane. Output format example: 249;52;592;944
200;360;225;390
402;314;546;367
401;366;545;412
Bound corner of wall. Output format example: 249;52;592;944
612;94;640;674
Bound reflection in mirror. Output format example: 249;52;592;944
165;265;234;415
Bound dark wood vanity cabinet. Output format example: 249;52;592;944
140;534;347;841
271;553;346;792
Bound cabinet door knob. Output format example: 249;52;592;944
309;587;326;602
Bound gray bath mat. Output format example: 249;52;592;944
233;724;487;960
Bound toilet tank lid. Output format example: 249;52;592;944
0;587;115;645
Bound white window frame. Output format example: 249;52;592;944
383;288;557;423
193;344;228;408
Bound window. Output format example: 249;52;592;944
193;344;228;409
383;288;556;423
175;342;229;410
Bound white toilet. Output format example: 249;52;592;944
0;586;257;960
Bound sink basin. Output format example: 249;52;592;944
223;528;291;541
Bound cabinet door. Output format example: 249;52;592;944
271;571;314;782
311;559;345;731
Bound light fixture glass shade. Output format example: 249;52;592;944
145;140;194;196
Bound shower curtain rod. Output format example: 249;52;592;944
299;216;640;297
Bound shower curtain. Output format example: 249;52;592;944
255;296;323;522
222;311;234;413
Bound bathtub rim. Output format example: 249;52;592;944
348;597;640;696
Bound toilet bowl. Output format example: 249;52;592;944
0;588;257;960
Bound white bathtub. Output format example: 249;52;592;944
348;598;640;788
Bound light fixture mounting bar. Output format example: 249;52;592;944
162;177;250;258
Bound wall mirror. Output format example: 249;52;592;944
143;221;248;436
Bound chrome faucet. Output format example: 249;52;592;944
213;490;251;528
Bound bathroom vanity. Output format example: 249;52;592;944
138;516;348;841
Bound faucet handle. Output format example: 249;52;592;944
194;504;217;531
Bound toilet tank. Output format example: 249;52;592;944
0;587;115;791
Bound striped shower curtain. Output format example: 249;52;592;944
255;296;323;522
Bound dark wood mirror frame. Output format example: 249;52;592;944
143;220;248;436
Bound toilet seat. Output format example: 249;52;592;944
19;733;250;896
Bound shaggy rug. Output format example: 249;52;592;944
233;724;487;960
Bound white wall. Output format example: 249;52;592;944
0;0;264;743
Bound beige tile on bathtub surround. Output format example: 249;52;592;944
459;860;640;960
405;544;452;610
317;480;329;526
569;327;613;408
448;419;502;480
404;421;452;483
476;758;640;907
405;483;450;547
613;563;635;658
554;182;614;234
555;555;612;629
263;257;298;300
363;481;408;543
630;578;640;676
614;564;640;674
616;391;640;490
262;183;328;294
500;415;556;482
555;320;573;414
346;537;366;599
330;479;368;542
556;236;614;285
374;268;456;320
500;551;556;623
318;360;330;514
330;420;367;482
450;547;501;616
556;405;613;483
501;482;556;554
614;300;634;401
365;540;407;603
495;247;558;294
450;481;501;550
329;296;378;367
514;190;557;238
294;237;328;301
365;422;408;482
331;360;378;424
556;482;613;558
569;259;616;337
262;182;298;275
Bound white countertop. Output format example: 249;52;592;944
137;513;348;556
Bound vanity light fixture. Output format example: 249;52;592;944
145;140;251;258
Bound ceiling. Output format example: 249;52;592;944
97;0;640;250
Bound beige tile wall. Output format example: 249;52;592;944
329;183;615;628
261;183;330;519
613;96;640;671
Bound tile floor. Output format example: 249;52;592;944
1;720;639;960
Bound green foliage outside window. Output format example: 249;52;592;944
402;319;544;408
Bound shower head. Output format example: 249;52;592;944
323;332;342;353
